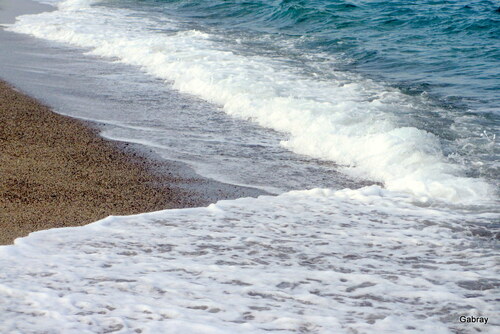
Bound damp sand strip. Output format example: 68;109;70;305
0;80;264;244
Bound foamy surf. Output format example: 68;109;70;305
6;0;496;204
0;187;498;334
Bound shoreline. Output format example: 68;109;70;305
0;79;264;245
0;0;264;245
0;80;179;244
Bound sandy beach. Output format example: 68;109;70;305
0;78;263;245
0;80;186;244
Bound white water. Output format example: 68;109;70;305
6;0;495;204
1;187;498;333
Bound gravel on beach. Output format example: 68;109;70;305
0;80;195;244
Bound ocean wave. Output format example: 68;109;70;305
9;0;496;204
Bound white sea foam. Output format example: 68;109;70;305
0;186;498;333
8;0;494;203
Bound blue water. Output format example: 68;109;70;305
8;0;498;196
111;0;500;113
100;0;499;188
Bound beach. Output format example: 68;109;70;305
1;79;183;244
0;79;263;245
0;0;498;333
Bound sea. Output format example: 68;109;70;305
0;0;499;333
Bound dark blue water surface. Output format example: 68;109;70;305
98;0;499;186
111;0;500;114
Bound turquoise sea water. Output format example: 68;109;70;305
101;0;499;187
116;0;499;113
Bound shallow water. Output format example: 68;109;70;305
1;188;498;333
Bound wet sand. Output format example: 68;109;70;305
0;80;185;244
0;80;263;244
0;0;265;245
